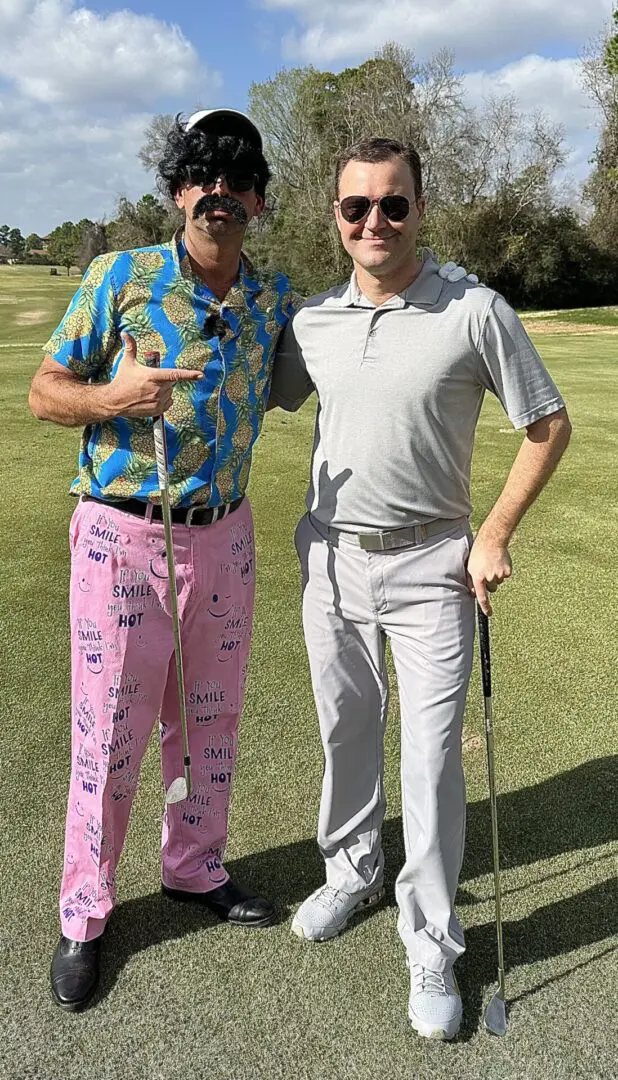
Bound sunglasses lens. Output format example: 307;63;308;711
225;171;256;192
339;196;371;223
380;195;410;221
188;167;255;192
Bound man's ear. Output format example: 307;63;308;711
416;197;427;224
333;201;344;234
252;195;265;218
174;187;186;210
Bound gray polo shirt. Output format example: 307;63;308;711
269;254;565;532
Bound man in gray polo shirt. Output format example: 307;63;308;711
269;137;571;1039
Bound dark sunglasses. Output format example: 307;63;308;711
338;194;411;224
187;167;257;193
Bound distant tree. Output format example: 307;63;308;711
0;225;9;246
25;233;44;252
604;9;618;73
47;221;80;275
7;227;25;258
246;45;568;297
582;12;618;253
75;222;108;272
107;193;179;250
138;113;175;174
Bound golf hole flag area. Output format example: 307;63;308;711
1;266;617;1080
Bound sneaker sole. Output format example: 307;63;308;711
291;886;385;942
408;1008;462;1041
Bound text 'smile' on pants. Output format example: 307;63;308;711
295;513;475;972
60;496;256;942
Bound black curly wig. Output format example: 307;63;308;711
157;116;271;200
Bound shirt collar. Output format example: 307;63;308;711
337;248;445;309
172;229;263;298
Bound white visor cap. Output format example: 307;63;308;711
185;109;263;152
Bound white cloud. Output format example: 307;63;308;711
0;98;157;231
260;0;613;67
0;0;223;233
0;0;219;105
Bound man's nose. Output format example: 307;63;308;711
364;203;384;230
211;175;231;196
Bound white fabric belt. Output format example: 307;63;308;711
325;516;469;552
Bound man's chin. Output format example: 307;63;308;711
353;251;395;273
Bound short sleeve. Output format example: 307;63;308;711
43;254;118;380
477;294;565;429
269;309;315;412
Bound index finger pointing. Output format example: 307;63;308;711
150;367;204;381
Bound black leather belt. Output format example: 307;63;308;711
84;495;244;526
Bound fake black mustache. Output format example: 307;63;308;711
192;194;248;224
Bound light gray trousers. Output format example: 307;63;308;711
295;512;475;971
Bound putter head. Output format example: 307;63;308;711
484;992;507;1036
166;776;190;805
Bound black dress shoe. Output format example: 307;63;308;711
162;880;275;927
50;934;102;1011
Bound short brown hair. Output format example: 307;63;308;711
335;137;423;200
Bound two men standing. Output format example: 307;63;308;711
30;110;570;1036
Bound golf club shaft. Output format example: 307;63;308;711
477;605;506;999
145;352;191;796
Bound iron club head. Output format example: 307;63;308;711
165;776;190;804
484;991;507;1036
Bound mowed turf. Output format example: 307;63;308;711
0;266;616;1080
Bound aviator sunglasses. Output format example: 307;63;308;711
338;194;412;224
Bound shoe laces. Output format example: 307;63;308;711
314;885;348;912
411;963;453;997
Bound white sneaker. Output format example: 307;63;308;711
291;883;385;941
408;963;463;1040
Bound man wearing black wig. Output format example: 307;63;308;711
30;109;298;1011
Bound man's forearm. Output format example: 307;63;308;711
29;369;116;428
478;408;572;545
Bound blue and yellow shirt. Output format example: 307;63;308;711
44;232;298;506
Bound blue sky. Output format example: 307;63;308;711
0;0;613;235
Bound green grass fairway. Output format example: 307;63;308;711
520;305;618;327
1;266;617;1080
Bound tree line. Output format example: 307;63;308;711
5;17;618;310
0;197;180;276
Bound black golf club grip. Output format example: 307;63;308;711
477;604;492;698
144;350;160;373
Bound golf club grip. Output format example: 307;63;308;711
143;351;169;491
477;605;492;698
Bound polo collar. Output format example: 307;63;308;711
337;248;444;309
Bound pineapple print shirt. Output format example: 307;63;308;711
44;232;298;506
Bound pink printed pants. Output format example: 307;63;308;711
59;496;256;941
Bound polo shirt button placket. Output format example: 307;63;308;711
362;316;380;364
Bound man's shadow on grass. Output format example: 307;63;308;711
99;754;617;1032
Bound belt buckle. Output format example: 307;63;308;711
358;532;386;552
185;506;199;527
213;503;231;523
